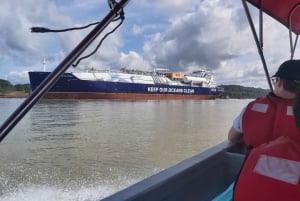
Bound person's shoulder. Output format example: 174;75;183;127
244;93;272;110
254;92;274;102
266;92;294;105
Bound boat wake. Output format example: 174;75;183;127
0;179;140;201
0;185;116;201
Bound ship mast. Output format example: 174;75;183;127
43;58;46;72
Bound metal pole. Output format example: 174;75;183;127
288;4;300;59
242;0;273;92
0;0;130;142
259;0;263;49
291;35;299;59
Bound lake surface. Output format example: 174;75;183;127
0;98;250;201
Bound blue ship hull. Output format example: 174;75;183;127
28;72;224;100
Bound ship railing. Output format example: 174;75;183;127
152;75;160;84
152;75;169;84
121;68;153;76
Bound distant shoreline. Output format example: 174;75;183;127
0;91;29;98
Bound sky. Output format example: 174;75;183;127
0;0;297;88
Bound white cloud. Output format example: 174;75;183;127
139;0;196;14
7;71;30;85
142;1;248;72
119;51;151;70
132;24;144;35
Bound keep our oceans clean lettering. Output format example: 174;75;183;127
147;87;195;94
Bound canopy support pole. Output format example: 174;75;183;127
242;0;273;92
290;35;299;59
259;0;263;49
288;4;300;59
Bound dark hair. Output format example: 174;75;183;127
293;85;300;130
282;79;298;93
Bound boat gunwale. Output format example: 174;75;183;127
102;141;247;201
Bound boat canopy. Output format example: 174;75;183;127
246;0;300;34
242;0;300;91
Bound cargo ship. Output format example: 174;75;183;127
28;68;224;100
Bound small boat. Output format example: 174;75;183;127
102;0;300;200
28;68;223;100
0;0;297;200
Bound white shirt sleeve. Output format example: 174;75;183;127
232;107;246;134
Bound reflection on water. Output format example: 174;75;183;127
0;98;249;200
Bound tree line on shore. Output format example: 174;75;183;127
218;85;270;99
0;79;31;93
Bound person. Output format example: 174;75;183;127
213;60;300;201
231;60;300;201
228;59;300;148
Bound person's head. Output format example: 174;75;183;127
272;60;300;99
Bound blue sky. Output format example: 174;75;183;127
0;0;295;88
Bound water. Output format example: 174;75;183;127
0;98;250;201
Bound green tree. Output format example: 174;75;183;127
14;84;31;92
218;85;270;99
0;79;13;92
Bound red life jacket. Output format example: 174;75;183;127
242;93;300;147
234;136;300;201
